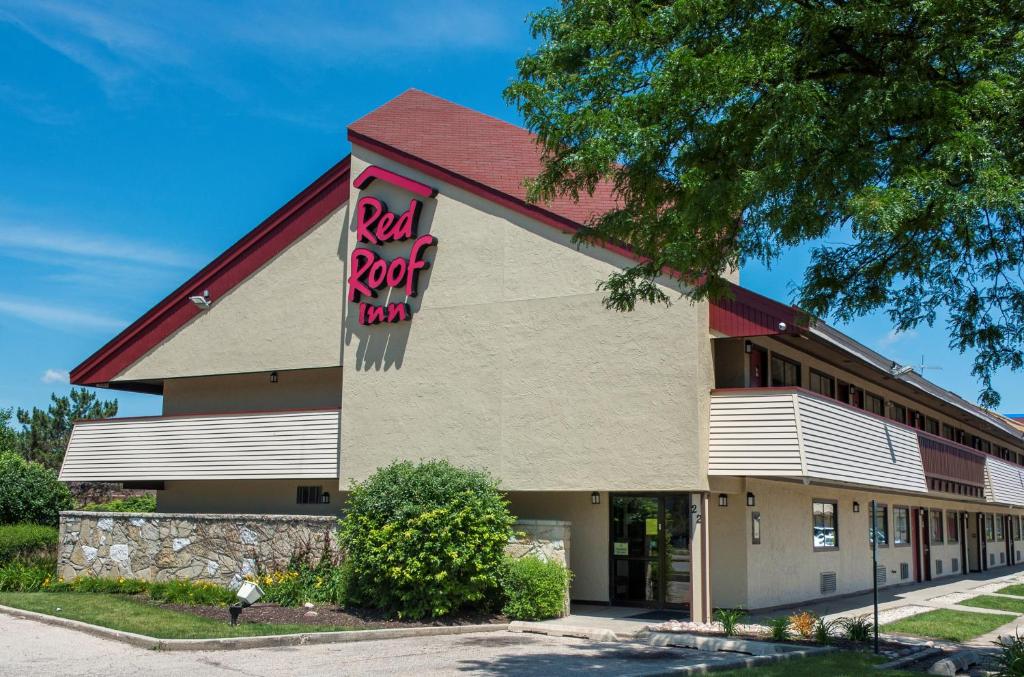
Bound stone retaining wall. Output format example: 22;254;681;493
57;511;339;589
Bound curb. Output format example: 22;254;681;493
873;646;944;671
509;620;620;642
0;604;507;651
643;647;835;675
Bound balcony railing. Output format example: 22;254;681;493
59;408;340;481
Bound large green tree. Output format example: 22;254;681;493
506;0;1024;407
17;388;118;470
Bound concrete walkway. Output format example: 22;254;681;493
530;565;1024;642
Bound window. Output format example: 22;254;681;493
1014;516;1021;541
890;403;907;425
909;410;925;430
942;423;955;441
871;504;889;546
809;369;835;398
930;510;944;544
925;417;940;435
752;512;761;545
996;514;1005;541
893;507;910;545
813;500;838;549
296;485;325;504
848;385;864;409
947;511;959;543
770;355;801;387
986;514;995;541
865;392;885;416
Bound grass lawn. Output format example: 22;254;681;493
960;595;1024;614
712;651;916;676
996;584;1024;597
881;608;1013;642
0;592;357;639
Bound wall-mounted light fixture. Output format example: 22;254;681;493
270;371;279;383
744;340;753;354
718;494;728;507
591;491;600;505
320;491;331;504
189;289;211;310
853;501;860;513
746;492;756;507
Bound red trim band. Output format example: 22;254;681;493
73;406;341;425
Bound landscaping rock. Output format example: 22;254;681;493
928;651;979;676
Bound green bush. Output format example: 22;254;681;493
840;615;873;642
766;617;791;642
80;495;156;513
0;452;74;526
499;556;571;621
0;559;52;592
0;523;58;563
714;608;747;637
251;558;349;607
147;579;234;606
340;460;515;619
995;631;1024;677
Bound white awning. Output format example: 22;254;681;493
59;409;340;481
986;456;1024;507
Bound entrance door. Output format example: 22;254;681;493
978;513;988;571
960;512;970;574
914;508;932;581
610;494;691;610
748;347;766;388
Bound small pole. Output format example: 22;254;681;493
872;499;879;654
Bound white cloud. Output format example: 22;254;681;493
0;296;126;333
41;368;69;383
0;223;199;268
877;329;918;350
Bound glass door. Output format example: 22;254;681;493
610;494;691;609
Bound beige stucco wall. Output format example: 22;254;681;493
507;491;609;602
340;149;713;492
117;203;349;381
161;367;342;415
710;477;1024;609
157;480;345;516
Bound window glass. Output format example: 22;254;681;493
809;370;835;398
986;514;995;541
813;501;837;549
946;511;959;543
848;386;864;409
770;355;801;387
942;423;955;441
870;505;889;546
865;393;884;415
890;403;907;424
925;417;940;435
1014;516;1021;541
930;511;944;543
996;514;1005;541
893;507;910;545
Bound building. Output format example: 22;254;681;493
60;89;1024;621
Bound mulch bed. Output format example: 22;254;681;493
161;602;506;629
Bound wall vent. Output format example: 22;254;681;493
900;562;910;580
952;558;959;573
991;553;996;566
935;559;943;575
875;564;886;585
1001;552;1006;564
820;571;837;594
1017;550;1021;561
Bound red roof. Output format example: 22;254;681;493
349;89;620;226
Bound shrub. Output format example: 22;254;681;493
713;608;747;637
840;615;874;642
252;556;349;607
0;452;74;526
55;575;149;595
788;610;818;639
499;556;571;621
766;617;791;642
814;617;838;644
0;523;58;563
995;631;1024;677
0;559;52;592
147;579;234;606
340;460;515;619
80;495;156;513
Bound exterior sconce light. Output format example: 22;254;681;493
591;491;600;505
320;491;331;504
270;371;279;383
718;494;728;507
853;501;860;513
744;340;753;354
746;492;755;507
189;289;211;310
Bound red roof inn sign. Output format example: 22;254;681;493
348;166;438;325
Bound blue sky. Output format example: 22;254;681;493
0;0;1019;418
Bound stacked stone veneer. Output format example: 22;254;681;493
507;519;572;615
57;511;339;589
